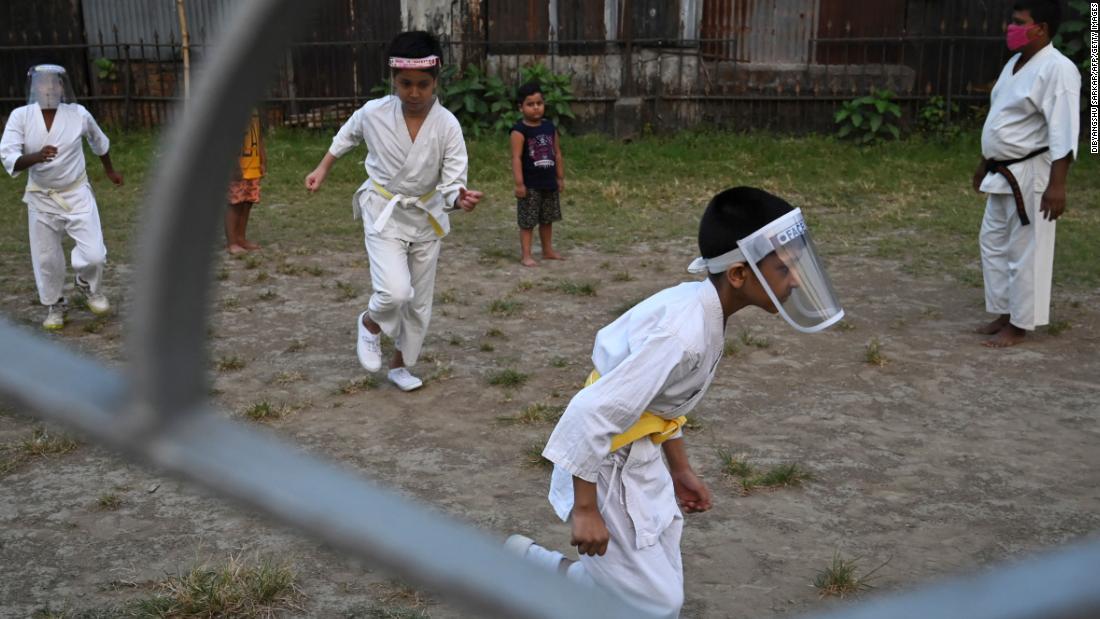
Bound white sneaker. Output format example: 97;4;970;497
504;534;569;573
356;311;382;372
387;367;423;392
42;303;66;331
75;277;110;315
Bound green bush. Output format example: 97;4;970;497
372;63;575;137
834;90;901;144
1053;0;1092;73
917;96;962;143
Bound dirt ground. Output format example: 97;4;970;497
1;232;1099;618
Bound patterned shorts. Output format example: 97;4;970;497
228;178;262;205
517;188;561;230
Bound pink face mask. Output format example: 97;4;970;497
1006;23;1038;51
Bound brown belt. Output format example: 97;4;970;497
983;147;1048;226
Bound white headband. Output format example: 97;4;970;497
389;55;440;70
687;247;747;274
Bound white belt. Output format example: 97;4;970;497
27;173;88;212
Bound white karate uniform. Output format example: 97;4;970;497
978;44;1080;330
542;280;726;618
328;95;468;365
1;102;111;305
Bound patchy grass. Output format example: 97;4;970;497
253;271;271;283
270;370;306;385
242;401;288;422
489;298;524;316
479;341;495;352
334;280;360;301
487;368;529;388
1046;319;1071;336
368;579;433;612
96;493;123;511
812;552;885;598
739;328;770;349
121;555;303;618
284;339;307;353
835;320;857;331
611;297;644;317
215;269;230;281
438;289;458;304
216;355;247;372
339;376;379;394
549;356;569;368
221;296;240;310
611;270;634;282
0;427;80;478
241;253;263;270
723;340;739;356
485;327;506;338
523;443;554;469
865;337;888;366
718;449;813;494
558;280;598;296
258;288;278;301
82;318;109;334
514;279;535;292
497;402;564;425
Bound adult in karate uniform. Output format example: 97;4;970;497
305;32;482;391
973;0;1080;347
1;64;123;330
507;187;845;618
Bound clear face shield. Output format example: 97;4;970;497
688;208;844;333
26;64;76;110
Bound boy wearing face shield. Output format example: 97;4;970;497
972;0;1080;347
1;64;123;330
506;187;843;618
304;32;483;392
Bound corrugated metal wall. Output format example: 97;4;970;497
702;0;819;64
81;0;235;57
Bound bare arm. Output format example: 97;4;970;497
554;130;564;192
570;476;609;556
1040;154;1072;221
662;438;712;513
510;130;526;199
304;152;338;193
13;147;57;172
99;152;123;185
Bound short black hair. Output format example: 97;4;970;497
516;81;543;105
698;186;794;262
1013;0;1063;37
386;31;444;77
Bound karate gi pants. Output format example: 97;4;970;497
27;206;107;306
363;231;440;366
979;191;1055;330
571;451;685;619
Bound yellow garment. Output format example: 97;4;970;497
370;179;444;237
27;172;88;212
239;113;263;180
584;370;687;452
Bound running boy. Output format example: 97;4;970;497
304;32;482;392
1;64;123;330
507;187;845;617
510;81;564;267
226;108;266;255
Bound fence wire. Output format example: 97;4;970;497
1;1;1098;619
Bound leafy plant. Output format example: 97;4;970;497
1053;1;1092;73
917;96;962;143
94;57;117;81
835;90;901;144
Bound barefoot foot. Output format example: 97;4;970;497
976;314;1010;335
227;244;247;255
983;324;1027;348
520;257;538;267
542;251;563;260
241;239;261;251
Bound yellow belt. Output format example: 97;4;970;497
27;172;88;212
585;370;687;452
371;180;444;237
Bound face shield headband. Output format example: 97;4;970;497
688;208;844;333
26;64;75;109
